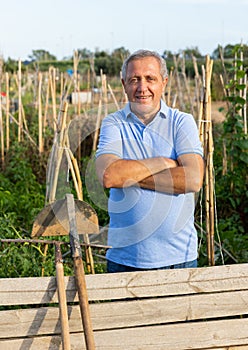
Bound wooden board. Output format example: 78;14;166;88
1;264;248;349
1;290;248;338
2;318;248;350
1;263;248;305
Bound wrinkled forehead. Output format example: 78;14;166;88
126;57;161;77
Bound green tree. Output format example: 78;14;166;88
28;49;57;61
111;47;130;61
212;43;248;59
183;46;203;59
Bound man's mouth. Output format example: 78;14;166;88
135;96;152;101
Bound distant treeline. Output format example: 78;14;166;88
2;44;248;78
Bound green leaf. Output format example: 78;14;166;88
235;96;246;105
236;70;246;79
239;152;248;164
236;84;246;91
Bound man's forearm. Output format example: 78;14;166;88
138;167;189;194
99;155;177;188
139;155;204;194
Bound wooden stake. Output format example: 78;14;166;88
64;143;95;274
166;68;173;107
92;98;102;152
173;55;185;110
73;50;81;115
243;73;247;134
101;71;108;117
46;100;68;204
0;58;4;167
5;72;10;151
108;83;119;110
202;55;215;266
44;72;50;129
38;72;44;153
18;59;23;142
49;67;57;131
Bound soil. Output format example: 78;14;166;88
211;101;227;123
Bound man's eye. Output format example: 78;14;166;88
130;78;138;83
147;77;155;81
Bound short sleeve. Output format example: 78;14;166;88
174;112;203;158
95;115;123;159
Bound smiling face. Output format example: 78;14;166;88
122;56;168;123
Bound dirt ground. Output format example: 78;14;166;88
211;101;227;123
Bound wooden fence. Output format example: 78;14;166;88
1;263;248;349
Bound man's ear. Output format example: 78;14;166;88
163;77;168;88
121;78;126;92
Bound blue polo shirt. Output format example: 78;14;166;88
96;100;203;268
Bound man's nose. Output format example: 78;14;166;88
137;79;148;92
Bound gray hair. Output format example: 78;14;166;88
121;49;168;81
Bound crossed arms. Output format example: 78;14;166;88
95;153;204;195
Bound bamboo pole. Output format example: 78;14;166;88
60;72;64;100
46;100;68;204
1;105;37;148
18;59;23;142
239;45;247;134
46;95;95;273
243;73;247;134
192;55;202;118
166;68;173;107
101;71;108;118
108;83;120;110
5;72;10;151
87;68;90;109
49;67;57;131
0;58;4;167
44;72;50;129
38;72;44;153
202;55;215;266
73;50;81;115
64;140;95;274
181;54;194;116
92;98;102;152
173;55;185;110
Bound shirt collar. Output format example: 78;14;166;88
122;99;169;120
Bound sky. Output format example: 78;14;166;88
0;0;247;60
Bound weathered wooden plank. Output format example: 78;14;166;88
1;290;248;338
1;264;248;305
1;318;248;350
